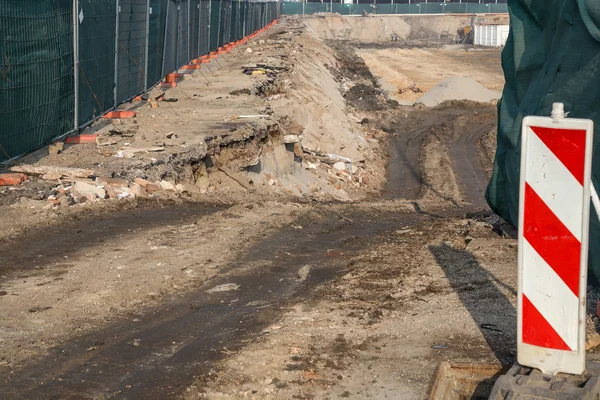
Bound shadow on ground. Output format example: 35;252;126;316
429;243;516;365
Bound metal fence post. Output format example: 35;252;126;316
144;0;151;90
114;0;120;108
72;0;80;130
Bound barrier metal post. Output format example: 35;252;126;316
114;0;120;108
161;0;170;77
144;0;151;90
72;0;80;130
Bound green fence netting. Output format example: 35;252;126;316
230;0;238;43
0;0;75;162
210;0;221;50
147;0;168;87
1;0;279;163
221;0;232;46
487;0;600;288
117;0;147;103
190;0;200;57
177;0;190;66
281;2;509;15
162;0;179;76
199;0;210;54
78;0;116;126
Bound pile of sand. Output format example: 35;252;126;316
416;76;500;107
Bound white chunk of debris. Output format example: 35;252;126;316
207;283;240;293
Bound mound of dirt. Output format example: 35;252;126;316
416;76;500;107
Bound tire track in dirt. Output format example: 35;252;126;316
384;107;495;208
450;121;495;210
383;126;430;200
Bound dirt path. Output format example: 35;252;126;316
3;204;439;399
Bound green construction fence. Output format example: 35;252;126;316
0;0;280;163
280;2;508;15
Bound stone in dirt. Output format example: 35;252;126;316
297;265;311;281
129;183;148;198
159;180;176;191
284;134;302;144
145;183;161;195
134;178;152;188
73;181;106;201
206;283;240;293
416;76;500;107
48;142;64;155
96;136;118;146
333;162;347;171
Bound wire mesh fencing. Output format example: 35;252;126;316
0;0;280;163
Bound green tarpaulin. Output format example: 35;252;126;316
487;0;600;287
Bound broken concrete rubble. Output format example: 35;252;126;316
73;181;106;202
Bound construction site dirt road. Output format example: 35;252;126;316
0;14;532;400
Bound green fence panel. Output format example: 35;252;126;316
243;2;249;37
117;0;147;103
210;0;220;50
162;0;180;75
0;0;74;162
220;0;232;46
199;0;210;55
147;0;168;87
489;4;508;13
78;0;116;126
230;1;238;42
281;2;302;15
176;0;190;67
280;2;508;16
376;4;395;15
190;0;200;59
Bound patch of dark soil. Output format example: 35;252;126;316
0;180;56;207
326;40;377;86
229;88;252;96
344;84;385;111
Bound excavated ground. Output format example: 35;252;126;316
0;15;527;400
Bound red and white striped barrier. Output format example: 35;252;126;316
518;103;594;375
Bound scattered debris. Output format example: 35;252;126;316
0;173;27;186
65;134;98;144
10;165;95;180
297;265;311;281
207;283;240;293
73;181;106;201
28;306;53;313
